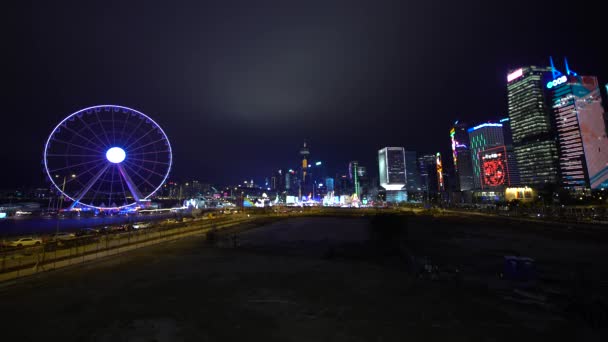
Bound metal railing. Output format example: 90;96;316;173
0;215;252;282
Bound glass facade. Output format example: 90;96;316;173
404;151;421;192
418;154;438;194
507;66;559;187
450;121;474;191
378;147;406;191
550;75;608;189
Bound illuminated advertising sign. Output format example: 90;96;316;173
546;75;568;89
436;152;444;191
467;123;502;133
479;146;509;189
573;76;608;189
505;187;536;202
507;68;523;82
450;128;458;168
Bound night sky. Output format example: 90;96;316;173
3;0;607;188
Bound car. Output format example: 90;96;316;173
8;237;42;247
52;232;76;241
132;222;150;229
80;228;102;236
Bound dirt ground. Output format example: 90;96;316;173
0;214;606;341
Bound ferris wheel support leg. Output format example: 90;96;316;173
70;164;111;209
117;164;143;203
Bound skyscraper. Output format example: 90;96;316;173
378;147;406;202
500;117;521;186
548;64;608;190
418;154;438;197
507;66;559;188
349;161;360;196
404;151;421;193
299;142;310;199
450;121;474;191
468;123;505;189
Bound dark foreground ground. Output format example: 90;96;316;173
1;214;607;341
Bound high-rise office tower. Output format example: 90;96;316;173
349;161;360;196
450;121;474;191
378;147;407;202
547;61;608;189
499;117;521;186
299;142;310;198
507;66;559;188
418;154;438;196
468;123;505;189
404;151;421;193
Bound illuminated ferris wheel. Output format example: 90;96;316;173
44;105;172;210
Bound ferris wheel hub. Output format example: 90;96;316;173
106;147;126;163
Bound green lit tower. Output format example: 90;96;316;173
349;161;360;197
506;66;559;188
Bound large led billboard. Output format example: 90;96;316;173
575;76;608;189
479;146;509;189
436;152;444;191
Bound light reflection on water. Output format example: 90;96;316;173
0;213;177;237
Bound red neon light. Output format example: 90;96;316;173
479;146;510;189
482;158;506;186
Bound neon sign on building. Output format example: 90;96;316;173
436;152;444;191
546;75;568;89
507;68;523;82
479;146;509;189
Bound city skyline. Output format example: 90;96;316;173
2;1;607;188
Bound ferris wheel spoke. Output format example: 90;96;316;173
124;159;167;178
88;172;109;207
111;110;116;145
107;166;115;207
47;153;102;158
122;162;159;192
71;163;111;206
128;157;171;165
124;126;158;151
51;138;105;155
121;117;146;150
116;165;130;206
127;150;171;156
118;111;131;144
117;163;142;202
126;137;167;154
60;124;106;152
94;111;113;147
48;157;106;173
76;115;109;148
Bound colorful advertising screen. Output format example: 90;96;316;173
479;146;509;189
436;152;444;191
575;76;608;189
450;128;457;168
